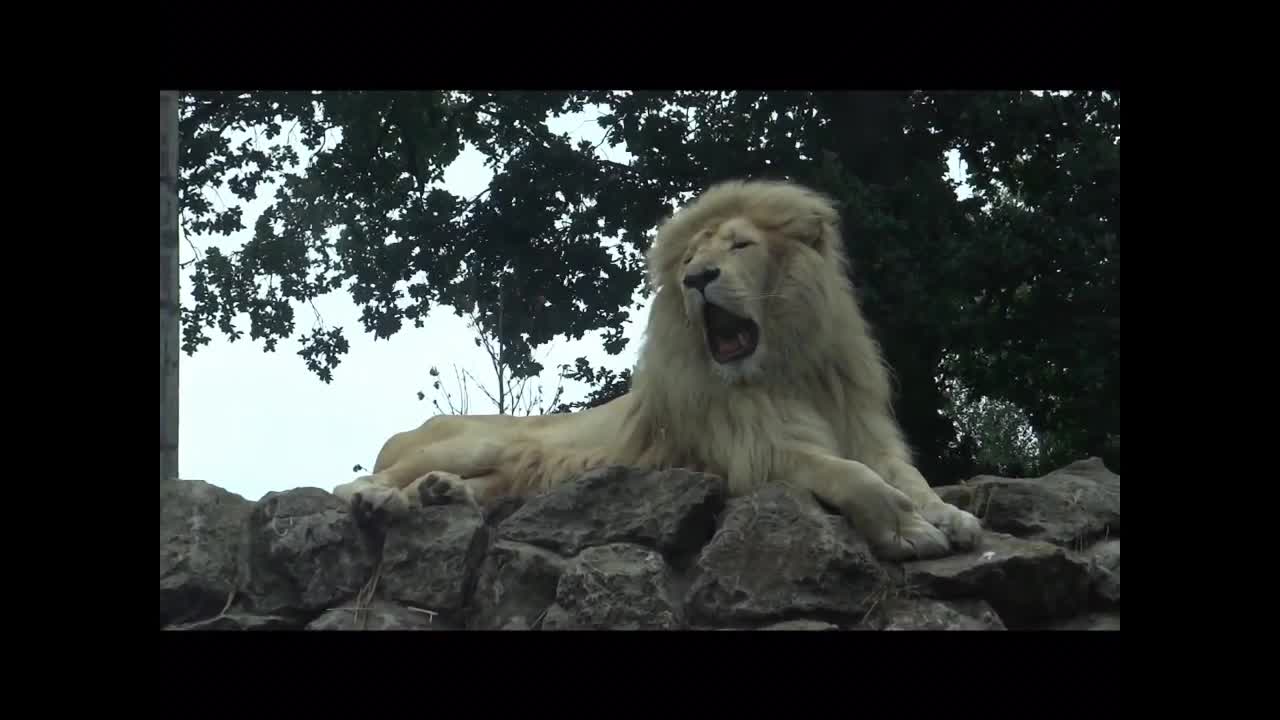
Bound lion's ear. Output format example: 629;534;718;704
799;215;839;255
645;229;687;292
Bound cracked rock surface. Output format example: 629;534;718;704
543;543;683;630
684;485;888;627
935;458;1119;551
377;502;490;620
160;478;252;627
237;488;377;618
160;458;1120;631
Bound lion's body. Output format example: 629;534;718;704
334;179;982;560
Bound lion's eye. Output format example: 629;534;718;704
731;241;753;250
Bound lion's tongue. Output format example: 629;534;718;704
716;332;748;358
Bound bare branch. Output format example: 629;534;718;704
589;112;623;155
461;366;500;409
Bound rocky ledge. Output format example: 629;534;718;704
160;459;1119;630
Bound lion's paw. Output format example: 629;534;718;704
331;476;372;505
334;477;410;526
921;501;984;552
409;471;476;508
869;511;951;562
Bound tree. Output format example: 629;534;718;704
160;90;181;483
178;90;1121;482
925;90;1121;473
178;91;648;387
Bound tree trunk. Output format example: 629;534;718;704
160;91;180;483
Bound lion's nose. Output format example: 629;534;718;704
682;266;720;293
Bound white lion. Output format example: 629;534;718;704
334;178;983;560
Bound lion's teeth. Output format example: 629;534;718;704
737;331;750;347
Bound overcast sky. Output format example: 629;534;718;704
177;98;970;503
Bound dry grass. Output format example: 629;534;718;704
219;586;237;616
163;586;241;631
352;557;383;630
532;605;550;630
405;606;439;625
1072;523;1112;555
857;577;924;629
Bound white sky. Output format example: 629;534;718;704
177;98;971;503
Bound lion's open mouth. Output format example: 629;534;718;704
703;303;759;363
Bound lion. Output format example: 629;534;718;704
333;178;983;561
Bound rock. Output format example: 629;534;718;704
469;541;568;630
903;531;1091;629
378;502;490;618
497;466;726;562
1084;539;1120;607
484;496;528;527
758;620;840;630
307;600;452;630
960;457;1119;550
238;488;377;617
1089;538;1120;570
685;485;889;627
160;478;253;626
542;543;682;630
934;484;972;509
1047;612;1120;630
870;598;1007;631
159;456;1120;632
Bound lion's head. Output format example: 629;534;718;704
640;179;856;385
618;177;898;486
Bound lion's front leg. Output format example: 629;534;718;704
782;446;950;561
333;471;490;527
332;474;412;526
333;434;507;525
879;458;983;552
404;471;486;510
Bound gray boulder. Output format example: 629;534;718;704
159;458;1119;631
377;501;490;621
902;531;1093;628
160;478;253;626
497;465;726;562
307;600;454;630
543;543;683;630
936;457;1119;550
869;598;1007;631
685;485;889;627
469;540;568;630
237;487;377;617
1084;538;1120;607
